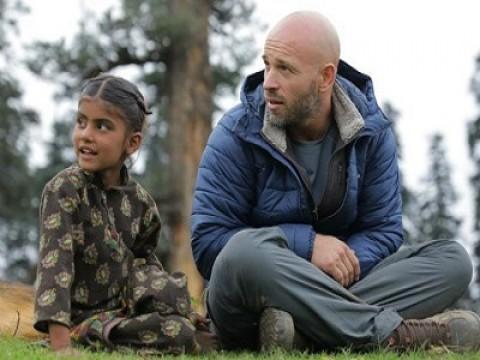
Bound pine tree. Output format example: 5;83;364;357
382;102;420;244
0;0;39;281
32;117;76;197
468;54;480;288
417;133;461;242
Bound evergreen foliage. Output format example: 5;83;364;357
417;133;461;242
0;0;39;282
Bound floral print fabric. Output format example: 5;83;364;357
33;165;198;353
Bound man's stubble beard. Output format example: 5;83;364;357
265;80;322;129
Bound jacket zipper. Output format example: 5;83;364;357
260;132;319;222
259;128;366;224
318;140;349;214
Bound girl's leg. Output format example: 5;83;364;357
109;313;198;354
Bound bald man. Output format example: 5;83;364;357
191;11;478;352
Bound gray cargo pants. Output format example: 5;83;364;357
206;227;472;350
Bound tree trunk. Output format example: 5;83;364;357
166;0;213;309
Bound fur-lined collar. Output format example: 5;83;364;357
261;81;364;152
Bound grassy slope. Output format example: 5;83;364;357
2;337;480;360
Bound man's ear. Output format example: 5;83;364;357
318;63;337;92
126;132;143;156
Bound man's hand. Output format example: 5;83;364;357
311;234;360;287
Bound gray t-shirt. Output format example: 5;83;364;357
289;124;338;205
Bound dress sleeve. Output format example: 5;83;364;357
131;185;162;268
33;175;80;333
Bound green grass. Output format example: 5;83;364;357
2;336;480;360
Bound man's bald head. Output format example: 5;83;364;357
266;11;340;67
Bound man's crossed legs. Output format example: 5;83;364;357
207;227;476;351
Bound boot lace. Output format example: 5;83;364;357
387;319;450;350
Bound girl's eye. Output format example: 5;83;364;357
96;121;111;131
76;117;86;128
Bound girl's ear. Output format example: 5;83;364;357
125;132;142;156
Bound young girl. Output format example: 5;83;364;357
33;74;217;355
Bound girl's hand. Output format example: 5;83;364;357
48;322;71;352
189;312;210;331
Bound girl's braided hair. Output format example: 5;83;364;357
80;74;151;132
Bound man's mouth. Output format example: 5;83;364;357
265;97;285;111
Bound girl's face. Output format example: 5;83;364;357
72;97;141;187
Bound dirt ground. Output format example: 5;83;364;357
0;282;44;339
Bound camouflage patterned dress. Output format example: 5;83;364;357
33;165;199;354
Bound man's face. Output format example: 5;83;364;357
265;80;321;128
262;38;322;128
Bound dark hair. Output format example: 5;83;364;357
80;74;151;132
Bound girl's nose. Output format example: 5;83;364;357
79;123;94;141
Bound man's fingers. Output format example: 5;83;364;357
347;249;360;281
311;234;361;286
340;251;355;285
334;261;349;287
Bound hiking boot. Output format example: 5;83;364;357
385;310;480;351
258;308;310;352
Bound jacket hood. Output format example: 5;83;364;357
237;60;390;140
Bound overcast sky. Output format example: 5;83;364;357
15;0;480;243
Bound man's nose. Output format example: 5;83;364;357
263;68;279;91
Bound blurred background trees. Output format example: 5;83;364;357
0;0;38;281
1;0;480;309
468;55;480;295
416;133;461;243
383;102;420;244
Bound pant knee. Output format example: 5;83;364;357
217;228;278;276
437;241;473;293
210;227;287;292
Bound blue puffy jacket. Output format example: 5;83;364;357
191;61;403;280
